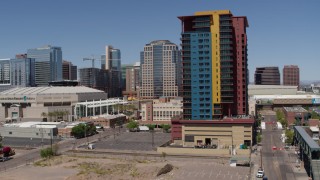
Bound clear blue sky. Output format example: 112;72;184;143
0;0;319;82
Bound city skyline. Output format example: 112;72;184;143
0;0;319;81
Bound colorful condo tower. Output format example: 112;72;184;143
178;10;249;120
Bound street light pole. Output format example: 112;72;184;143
50;129;53;150
151;130;154;147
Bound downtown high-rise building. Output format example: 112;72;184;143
101;45;122;97
179;10;249;120
62;60;77;80
0;57;36;92
140;40;181;99
79;68;109;92
10;57;35;87
27;45;62;86
123;62;140;99
254;67;280;85
283;65;299;87
0;59;11;86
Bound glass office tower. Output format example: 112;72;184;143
27;45;62;86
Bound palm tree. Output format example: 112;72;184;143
47;112;53;122
64;110;70;122
41;112;47;122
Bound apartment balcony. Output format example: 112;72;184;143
219;17;232;21
213;110;222;115
192;22;211;28
192;18;211;22
221;100;234;103
220;35;233;39
219;23;232;26
220;29;233;33
221;88;234;91
220;41;233;44
221;93;234;97
180;37;190;40
220;75;233;79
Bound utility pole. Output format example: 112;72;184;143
151;129;154;147
86;126;89;146
260;147;263;168
50;129;53;150
231;130;234;155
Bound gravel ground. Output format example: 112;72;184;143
0;154;249;180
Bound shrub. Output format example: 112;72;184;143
127;120;138;130
40;148;54;159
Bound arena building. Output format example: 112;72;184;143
0;86;107;122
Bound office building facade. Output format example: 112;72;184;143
101;45;122;97
254;67;280;85
141;97;183;122
123;62;140;100
121;64;130;91
10;58;35;87
283;65;299;87
0;57;36;92
179;10;249;120
62;60;77;80
79;68;109;93
0;59;11;85
140;40;180;99
27;45;62;86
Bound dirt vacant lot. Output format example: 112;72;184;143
0;155;249;180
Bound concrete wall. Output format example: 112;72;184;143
248;85;297;96
0;127;57;139
0;106;6;120
157;147;230;156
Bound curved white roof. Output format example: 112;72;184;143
0;86;104;95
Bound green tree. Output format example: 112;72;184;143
71;123;96;138
285;129;294;144
311;111;320;119
71;124;86;138
127;120;138;130
276;109;285;121
162;124;171;133
276;109;288;127
256;133;262;143
146;124;156;130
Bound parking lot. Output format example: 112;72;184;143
93;131;171;151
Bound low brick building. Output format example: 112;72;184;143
79;114;126;128
309;119;319;127
283;107;308;126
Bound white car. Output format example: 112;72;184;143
256;169;264;178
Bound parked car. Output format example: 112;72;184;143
256;168;264;178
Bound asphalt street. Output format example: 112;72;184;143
261;115;295;180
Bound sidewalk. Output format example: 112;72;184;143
250;146;262;180
286;147;309;180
